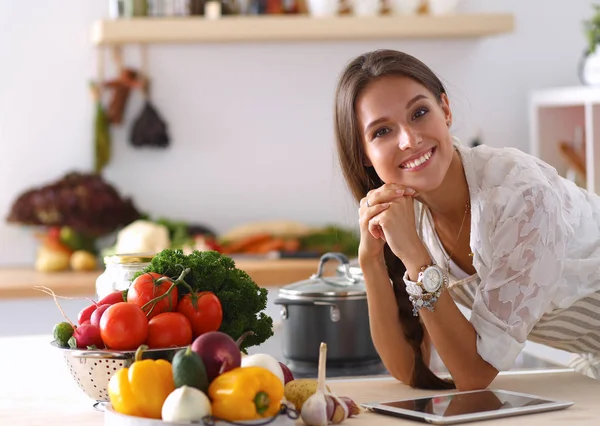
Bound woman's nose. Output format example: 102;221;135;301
398;127;421;150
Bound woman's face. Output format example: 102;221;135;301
356;75;454;193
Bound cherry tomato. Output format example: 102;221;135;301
127;272;178;319
145;312;192;349
100;302;148;350
176;291;223;338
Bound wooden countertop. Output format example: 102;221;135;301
0;258;327;299
1;334;599;426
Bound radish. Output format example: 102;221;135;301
98;290;126;306
78;304;97;325
90;304;111;327
191;331;242;382
69;323;105;349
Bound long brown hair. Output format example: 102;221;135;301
334;49;455;390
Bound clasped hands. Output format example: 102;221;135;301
358;183;424;261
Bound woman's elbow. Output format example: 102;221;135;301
454;370;498;391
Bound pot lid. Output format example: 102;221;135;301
279;252;366;298
336;257;362;278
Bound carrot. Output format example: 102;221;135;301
221;233;273;254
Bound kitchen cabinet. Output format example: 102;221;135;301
91;13;515;45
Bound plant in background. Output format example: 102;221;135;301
584;3;600;54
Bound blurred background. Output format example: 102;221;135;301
0;0;596;268
3;0;600;373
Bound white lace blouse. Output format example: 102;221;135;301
416;141;600;377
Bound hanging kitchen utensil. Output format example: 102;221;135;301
129;77;171;148
90;82;111;175
104;47;140;125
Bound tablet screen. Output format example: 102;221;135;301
379;390;554;417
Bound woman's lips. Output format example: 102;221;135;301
399;147;435;171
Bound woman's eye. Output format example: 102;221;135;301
373;128;390;139
412;108;428;120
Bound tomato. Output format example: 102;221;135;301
127;272;178;319
99;302;148;350
145;312;192;349
176;291;223;338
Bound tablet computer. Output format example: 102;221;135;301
361;389;573;425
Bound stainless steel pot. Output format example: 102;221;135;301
274;252;379;366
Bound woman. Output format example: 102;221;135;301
334;49;600;391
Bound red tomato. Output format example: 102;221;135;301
145;312;192;349
127;272;178;319
100;302;148;350
176;292;223;338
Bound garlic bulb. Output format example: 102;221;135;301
161;386;212;422
300;343;329;426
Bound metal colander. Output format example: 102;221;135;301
52;341;183;402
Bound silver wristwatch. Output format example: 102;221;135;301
403;264;448;316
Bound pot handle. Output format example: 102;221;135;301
273;298;341;322
311;252;357;284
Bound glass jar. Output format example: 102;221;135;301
95;253;154;300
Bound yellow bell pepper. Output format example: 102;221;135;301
208;366;284;422
108;345;175;419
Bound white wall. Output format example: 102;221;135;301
0;0;594;266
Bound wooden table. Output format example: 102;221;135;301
0;258;327;299
2;334;599;426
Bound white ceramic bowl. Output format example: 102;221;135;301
389;0;420;15
306;0;339;17
351;0;382;16
428;0;460;15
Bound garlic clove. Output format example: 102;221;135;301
339;396;361;417
327;394;349;424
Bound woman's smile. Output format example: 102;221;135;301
400;147;436;171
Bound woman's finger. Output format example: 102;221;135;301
360;202;389;229
366;185;416;207
368;216;385;241
364;204;390;239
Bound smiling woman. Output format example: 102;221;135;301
333;49;600;391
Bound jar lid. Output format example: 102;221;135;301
103;253;155;265
278;252;365;300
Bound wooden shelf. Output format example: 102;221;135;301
91;13;515;45
0;258;325;299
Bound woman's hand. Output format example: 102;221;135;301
358;183;416;261
361;183;425;261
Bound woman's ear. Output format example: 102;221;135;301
440;93;452;128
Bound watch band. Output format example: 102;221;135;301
402;263;447;316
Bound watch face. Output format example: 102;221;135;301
422;266;444;292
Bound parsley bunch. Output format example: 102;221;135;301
134;249;273;351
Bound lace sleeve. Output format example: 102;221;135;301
470;184;567;371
